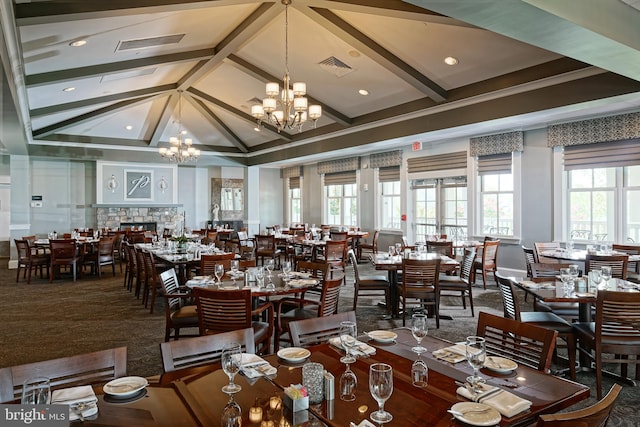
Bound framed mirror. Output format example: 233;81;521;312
221;187;243;211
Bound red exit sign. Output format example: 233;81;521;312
412;141;422;151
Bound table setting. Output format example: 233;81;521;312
51;385;99;421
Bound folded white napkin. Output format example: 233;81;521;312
350;420;376;427
432;343;467;363
51;385;98;421
240;353;277;378
456;383;532;418
328;337;376;356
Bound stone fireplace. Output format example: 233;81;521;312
96;206;179;232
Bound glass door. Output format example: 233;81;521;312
412;177;467;241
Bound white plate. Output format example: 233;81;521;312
367;330;397;343
277;347;311;363
484;356;518;373
450;402;501;426
103;376;148;397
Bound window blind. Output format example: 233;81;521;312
563;139;640;170
324;171;356;185
379;166;400;182
477;153;512;175
407;151;467;174
289;176;300;189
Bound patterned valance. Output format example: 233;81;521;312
548;112;640;147
470;131;523;157
370;150;402;168
281;166;302;178
317;157;360;174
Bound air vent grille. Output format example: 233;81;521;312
101;68;157;83
116;34;185;52
318;56;354;77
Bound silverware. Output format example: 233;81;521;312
448;407;492;417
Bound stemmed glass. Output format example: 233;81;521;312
339;321;358;364
369;363;394;424
255;267;265;288
590;269;602;291
214;264;225;286
340;367;357;402
230;260;239;286
411;313;428;354
221;343;242;394
465;336;486;395
282;261;292;281
601;266;612;288
266;259;275;279
412;357;428;388
220;394;242;427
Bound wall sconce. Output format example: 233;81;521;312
159;176;169;193
106;174;119;193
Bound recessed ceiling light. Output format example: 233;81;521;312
348;50;361;58
358;89;369;96
62;87;75;92
444;56;459;66
125;125;133;131
69;40;87;47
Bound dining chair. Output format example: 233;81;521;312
289;310;357;348
611;243;640;283
535;384;621;427
398;257;441;327
193;287;273;355
198;253;235;276
427;240;454;258
495;272;576;379
14;239;50;283
574;290;640;399
585;254;628;280
84;236;116;277
112;231;125;273
329;230;348;242
274;274;343;351
49;239;82;282
0;347;127;403
533;241;561;263
522;246;536;278
318;240;348;278
158;268;199;342
348;249;391;314
472;238;499;288
255;234;282;269
439;247;476;317
159;327;254;373
357;229;379;262
529;262;580;320
476;311;558;374
141;249;169;313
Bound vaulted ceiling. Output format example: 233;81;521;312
2;0;640;168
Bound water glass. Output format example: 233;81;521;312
339;321;358;364
221;396;242;427
412;358;428;388
465;336;486;394
388;246;395;257
369;363;393;424
601;266;612;287
411;313;428;354
302;362;325;404
221;343;242;394
340;368;357;401
21;377;50;405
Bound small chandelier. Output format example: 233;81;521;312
159;90;200;162
251;0;321;133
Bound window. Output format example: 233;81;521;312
287;176;302;224
380;181;401;229
480;173;513;236
626;166;640;242
413;178;467;240
326;183;357;226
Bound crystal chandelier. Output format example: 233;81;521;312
251;0;321;133
159;90;200;162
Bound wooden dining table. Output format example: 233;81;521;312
81;329;588;427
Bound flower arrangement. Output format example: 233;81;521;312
170;235;189;244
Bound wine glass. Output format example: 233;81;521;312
282;261;292;281
255;267;265;288
221;394;242;427
465;336;486;395
230;260;239;286
590;269;602;291
339;321;357;364
411;313;428;354
340;368;357;401
369;363;394;424
601;266;612;287
266;259;275;278
215;264;224;286
221;343;242;394
412;357;428;388
388;245;396;257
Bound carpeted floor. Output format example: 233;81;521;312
1;258;638;425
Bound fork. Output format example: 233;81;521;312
447;407;492;417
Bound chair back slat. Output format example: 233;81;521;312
459;248;476;282
318;275;343;317
496;272;521;321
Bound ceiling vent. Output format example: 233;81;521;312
318;56;354;77
116;34;185;52
101;68;157;83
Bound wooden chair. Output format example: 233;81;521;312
158;268;199;342
357;229;379;262
612;243;640;283
193;287;273;355
329;230;348;241
427;240;454;257
275;274;343;351
255;235;282;269
0;347;127;403
49;239;82;282
495;273;575;379
472;238;499;288
522;246;536;278
533;241;561;263
529;262;580;319
348;249;390;314
160;328;254;373
84;236;116;277
476;312;558;374
585;254;628;280
536;384;622;427
199;253;235;276
141;249;168;313
398;257;441;327
112;231;125;273
14;239;49;283
439;247;476;317
289;311;357;348
318;240;348;278
574;290;640;399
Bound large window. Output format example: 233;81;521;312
289;187;301;224
413;178;467;240
326;183;357;226
380;181;401;229
480;173;513;236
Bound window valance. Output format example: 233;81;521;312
564;139;640;170
470;131;523;157
281;166;302;178
317;157;360;174
407;151;467;174
379;166;400;182
370;150;402;169
324;171;357;185
289;176;301;189
477;153;512;175
548;112;640;147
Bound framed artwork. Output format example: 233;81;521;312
124;170;153;201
